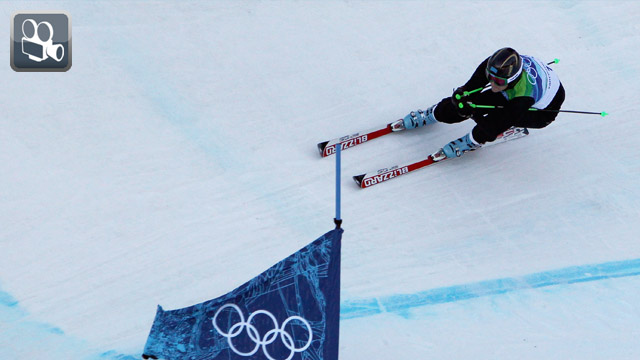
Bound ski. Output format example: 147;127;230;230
317;123;395;157
353;127;530;188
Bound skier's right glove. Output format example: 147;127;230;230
450;87;474;118
452;87;467;103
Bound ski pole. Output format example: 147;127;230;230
455;59;560;100
455;86;485;100
466;103;609;117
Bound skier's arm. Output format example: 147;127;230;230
461;57;491;90
450;57;491;116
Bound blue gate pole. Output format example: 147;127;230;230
334;143;342;229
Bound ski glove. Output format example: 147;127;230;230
451;87;474;118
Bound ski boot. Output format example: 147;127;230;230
439;132;481;159
392;104;438;132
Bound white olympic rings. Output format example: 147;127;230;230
523;57;538;85
212;303;313;360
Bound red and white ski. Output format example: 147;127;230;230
353;127;530;188
317;123;395;157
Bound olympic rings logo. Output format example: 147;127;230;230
212;303;313;360
523;57;538;86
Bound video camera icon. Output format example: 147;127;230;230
21;19;65;62
11;12;71;72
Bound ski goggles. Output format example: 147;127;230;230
487;72;509;86
486;65;523;87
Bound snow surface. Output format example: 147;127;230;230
1;1;639;359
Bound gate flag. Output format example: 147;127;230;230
142;228;342;360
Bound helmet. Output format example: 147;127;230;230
485;47;523;86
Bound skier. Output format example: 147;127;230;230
391;47;565;159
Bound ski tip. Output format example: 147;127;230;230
353;174;365;188
317;141;329;157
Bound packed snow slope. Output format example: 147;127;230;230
1;1;639;359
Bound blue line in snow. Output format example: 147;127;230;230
0;286;138;360
340;258;640;320
0;289;19;308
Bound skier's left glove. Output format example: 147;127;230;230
456;101;475;118
451;86;473;119
450;87;474;118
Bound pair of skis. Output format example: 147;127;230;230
317;122;529;189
